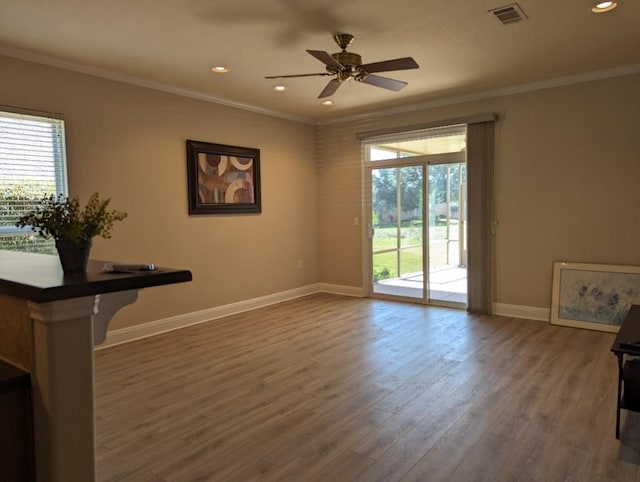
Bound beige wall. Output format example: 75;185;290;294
318;73;640;309
0;55;318;329
2;52;639;323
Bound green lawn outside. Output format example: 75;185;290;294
372;224;459;281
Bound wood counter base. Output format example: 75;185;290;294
0;251;191;482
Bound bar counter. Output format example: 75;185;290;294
0;250;192;482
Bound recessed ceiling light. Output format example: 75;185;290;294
321;100;334;106
211;66;229;73
591;1;618;13
273;85;287;92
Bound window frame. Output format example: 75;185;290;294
0;106;69;251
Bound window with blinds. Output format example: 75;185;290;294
0;108;68;253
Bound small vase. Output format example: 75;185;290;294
55;238;93;274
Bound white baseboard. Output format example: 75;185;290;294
492;303;550;322
315;283;365;297
97;284;548;350
97;284;321;349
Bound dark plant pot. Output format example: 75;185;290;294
55;238;92;274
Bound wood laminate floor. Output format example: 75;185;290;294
95;293;640;481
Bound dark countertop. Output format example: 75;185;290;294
0;250;192;303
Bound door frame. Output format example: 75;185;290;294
364;152;466;305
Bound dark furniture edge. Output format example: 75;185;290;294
0;270;192;303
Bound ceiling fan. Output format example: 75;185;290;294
265;33;419;99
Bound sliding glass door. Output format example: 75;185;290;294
366;126;467;307
427;162;467;304
371;165;425;299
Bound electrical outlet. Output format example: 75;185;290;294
297;260;303;270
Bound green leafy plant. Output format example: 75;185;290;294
373;266;391;282
16;193;127;244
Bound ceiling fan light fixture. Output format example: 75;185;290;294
273;85;287;92
321;100;334;106
591;1;617;13
264;34;419;99
337;71;351;82
211;66;229;73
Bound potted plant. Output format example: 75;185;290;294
16;193;127;273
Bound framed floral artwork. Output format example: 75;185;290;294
550;261;640;333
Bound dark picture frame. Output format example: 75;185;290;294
186;140;261;215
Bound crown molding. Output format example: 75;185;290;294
0;45;315;125
318;63;640;126
2;44;638;128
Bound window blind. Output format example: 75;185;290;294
0;108;68;252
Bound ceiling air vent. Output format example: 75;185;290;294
488;3;528;25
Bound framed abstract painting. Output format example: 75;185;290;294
186;140;261;215
550;261;640;333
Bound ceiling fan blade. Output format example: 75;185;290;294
265;73;330;79
361;57;419;73
318;79;341;98
306;50;343;70
359;75;408;92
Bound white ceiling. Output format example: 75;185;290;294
0;0;638;122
